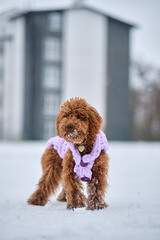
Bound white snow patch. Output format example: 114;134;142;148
0;141;160;240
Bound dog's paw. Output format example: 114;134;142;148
66;195;86;209
86;201;108;210
66;201;86;210
27;191;47;206
57;191;67;202
57;196;67;202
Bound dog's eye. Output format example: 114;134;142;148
76;113;88;121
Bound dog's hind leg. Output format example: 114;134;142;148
87;150;109;210
62;149;86;209
57;189;66;202
27;147;62;206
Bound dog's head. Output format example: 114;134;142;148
56;98;103;144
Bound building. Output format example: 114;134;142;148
0;3;135;141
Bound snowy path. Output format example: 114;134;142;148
0;141;160;240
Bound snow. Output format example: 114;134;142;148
0;141;160;240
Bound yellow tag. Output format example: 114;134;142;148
78;145;85;152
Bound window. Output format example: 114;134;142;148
47;13;61;32
43;94;59;116
43;37;60;61
43;65;60;89
43;119;56;139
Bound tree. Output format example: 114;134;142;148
131;61;160;140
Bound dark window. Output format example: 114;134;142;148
43;36;61;61
43;94;59;116
43;119;56;139
47;13;61;32
43;65;60;89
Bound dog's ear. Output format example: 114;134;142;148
87;105;103;136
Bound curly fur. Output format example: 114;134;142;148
28;97;109;210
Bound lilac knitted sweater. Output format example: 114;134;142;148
46;131;108;182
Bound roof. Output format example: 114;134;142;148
1;2;137;28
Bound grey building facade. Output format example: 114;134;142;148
0;5;134;141
107;18;131;140
24;12;63;139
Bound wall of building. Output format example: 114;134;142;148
0;14;12;140
0;42;4;139
107;18;132;140
3;16;25;140
62;9;108;126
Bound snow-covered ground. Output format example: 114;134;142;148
0;141;160;240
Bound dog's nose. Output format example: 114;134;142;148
67;124;73;131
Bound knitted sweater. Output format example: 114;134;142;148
46;131;109;182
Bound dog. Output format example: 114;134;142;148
28;98;109;210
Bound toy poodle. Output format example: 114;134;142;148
28;97;109;210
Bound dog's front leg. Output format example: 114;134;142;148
87;150;109;210
27;147;62;206
62;149;86;209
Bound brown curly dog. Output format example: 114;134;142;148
27;98;109;210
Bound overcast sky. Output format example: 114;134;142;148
0;0;160;68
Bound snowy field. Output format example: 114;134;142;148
0;141;160;240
